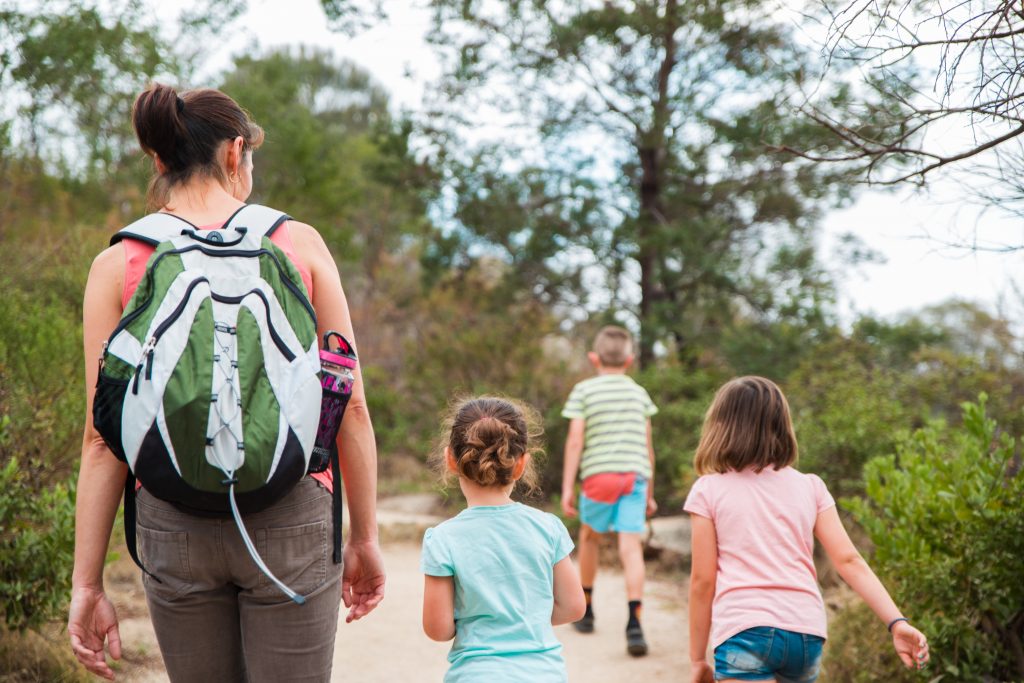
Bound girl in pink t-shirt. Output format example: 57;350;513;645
684;376;929;683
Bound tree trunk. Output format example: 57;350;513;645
635;0;678;368
637;145;659;368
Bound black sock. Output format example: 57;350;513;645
627;600;642;629
583;586;594;617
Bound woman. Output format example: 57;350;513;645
68;83;385;681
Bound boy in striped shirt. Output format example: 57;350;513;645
560;325;658;657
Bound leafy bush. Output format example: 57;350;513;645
0;269;87;481
828;398;1024;682
787;338;917;498
0;453;76;631
636;364;728;508
822;600;919;683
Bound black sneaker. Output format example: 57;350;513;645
573;611;595;633
626;623;648;656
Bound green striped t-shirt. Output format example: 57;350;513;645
561;374;658;480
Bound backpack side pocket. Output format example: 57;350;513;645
94;372;130;462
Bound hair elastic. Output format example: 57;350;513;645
176;95;186;113
887;617;909;632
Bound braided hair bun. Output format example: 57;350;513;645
439;396;542;493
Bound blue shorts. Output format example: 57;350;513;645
714;627;824;682
579;474;647;533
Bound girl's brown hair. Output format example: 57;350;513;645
694;376;798;475
435;396;543;493
132;83;264;209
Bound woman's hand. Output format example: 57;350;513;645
341;539;386;623
68;586;121;680
892;620;929;669
689;659;714;683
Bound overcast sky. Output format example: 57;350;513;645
167;0;1022;324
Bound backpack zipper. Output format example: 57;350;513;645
132;337;157;394
109;245;316;345
132;279;298;394
209;289;297;362
97;340;109;376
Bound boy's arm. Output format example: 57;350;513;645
688;514;717;681
645;418;657;516
561;418;586;517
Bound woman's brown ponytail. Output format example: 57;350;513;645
132;82;264;209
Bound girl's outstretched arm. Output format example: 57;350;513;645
423;575;456;641
551;556;586;625
814;506;930;669
688;514;717;683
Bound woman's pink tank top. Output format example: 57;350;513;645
121;218;333;492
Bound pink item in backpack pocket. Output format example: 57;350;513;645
309;331;357;474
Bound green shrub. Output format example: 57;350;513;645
822;600;918;683
0;453;76;631
0;274;86;481
787;338;916;498
636;364;728;508
832;397;1024;682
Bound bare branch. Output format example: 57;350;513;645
791;0;1024;197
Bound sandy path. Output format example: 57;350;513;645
334;543;690;681
116;541;691;681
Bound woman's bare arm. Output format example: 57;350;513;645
69;246;128;679
290;221;385;620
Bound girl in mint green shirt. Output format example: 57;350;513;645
421;396;586;682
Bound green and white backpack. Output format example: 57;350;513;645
93;204;322;603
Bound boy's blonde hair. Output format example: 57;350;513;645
593;325;633;367
433;396;543;493
694;376;798;475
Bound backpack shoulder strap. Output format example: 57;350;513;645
109;212;194;247
223;204;292;238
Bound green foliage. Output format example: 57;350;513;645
0;456;76;631
0;268;87;479
399;261;579;493
636;364;729;507
220;48;434;276
1;4;1023;678
0;0;244;173
835;398;1024;682
786;304;1024;496
787;337;916;497
424;147;606;306
415;0;863;364
822;600;919;683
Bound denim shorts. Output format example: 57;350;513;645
714;627;824;682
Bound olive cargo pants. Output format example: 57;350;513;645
136;477;343;682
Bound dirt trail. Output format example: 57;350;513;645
334;543;690;680
112;541;691;681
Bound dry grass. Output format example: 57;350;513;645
0;626;89;683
